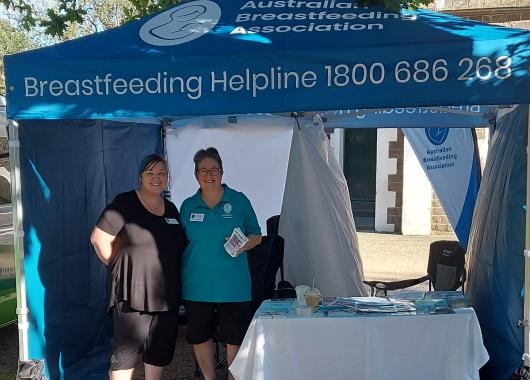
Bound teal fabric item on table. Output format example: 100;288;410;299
180;185;261;302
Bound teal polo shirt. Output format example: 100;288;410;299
180;185;262;302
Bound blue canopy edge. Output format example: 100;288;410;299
5;0;530;119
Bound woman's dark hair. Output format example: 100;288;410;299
138;154;166;175
193;147;223;171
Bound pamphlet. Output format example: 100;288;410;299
424;291;470;309
224;227;249;257
325;297;415;315
257;299;294;318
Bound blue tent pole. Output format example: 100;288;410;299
8;119;29;361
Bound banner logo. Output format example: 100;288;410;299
425;128;449;145
139;0;221;46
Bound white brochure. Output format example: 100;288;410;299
224;227;249;257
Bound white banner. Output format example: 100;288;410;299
402;128;480;247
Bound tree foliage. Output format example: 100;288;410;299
59;0;138;38
123;0;182;21
1;0;431;38
0;19;36;95
359;0;431;12
0;0;35;30
2;0;183;38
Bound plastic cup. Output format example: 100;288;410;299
295;285;310;305
295;305;312;317
304;288;321;311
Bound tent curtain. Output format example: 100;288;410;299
18;119;162;379
280;117;366;297
466;106;527;380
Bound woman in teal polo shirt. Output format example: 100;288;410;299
180;147;262;380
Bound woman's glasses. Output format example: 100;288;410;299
196;168;222;177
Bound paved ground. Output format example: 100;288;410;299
0;229;455;379
359;231;455;282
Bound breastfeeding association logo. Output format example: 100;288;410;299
139;0;221;46
425;128;449;145
222;203;233;219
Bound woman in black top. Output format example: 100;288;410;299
91;154;187;380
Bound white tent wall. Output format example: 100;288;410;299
280;118;367;297
165;115;293;233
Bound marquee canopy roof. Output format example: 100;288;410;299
5;0;530;119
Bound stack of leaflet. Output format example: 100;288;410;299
324;297;415;317
255;292;470;319
256;299;294;318
424;291;471;309
390;290;470;315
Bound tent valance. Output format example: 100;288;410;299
4;0;530;119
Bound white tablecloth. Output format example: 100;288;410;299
230;301;489;380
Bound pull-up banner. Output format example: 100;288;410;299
402;127;480;248
5;0;530;119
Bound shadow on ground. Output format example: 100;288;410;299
0;324;228;380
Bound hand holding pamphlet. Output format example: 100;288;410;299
224;227;249;257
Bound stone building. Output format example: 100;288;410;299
330;1;529;235
434;0;530;30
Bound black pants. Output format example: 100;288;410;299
184;301;252;346
110;302;179;370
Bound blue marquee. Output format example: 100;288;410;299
4;2;530;379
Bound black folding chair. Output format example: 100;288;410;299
363;240;466;297
264;215;296;299
266;215;280;235
248;234;286;310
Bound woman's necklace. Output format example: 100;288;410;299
137;190;165;216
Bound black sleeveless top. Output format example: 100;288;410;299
96;190;188;312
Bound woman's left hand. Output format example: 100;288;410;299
237;235;262;256
235;242;250;256
225;234;262;256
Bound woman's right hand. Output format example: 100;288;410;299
90;226;116;265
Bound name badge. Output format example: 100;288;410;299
190;213;205;222
165;218;179;224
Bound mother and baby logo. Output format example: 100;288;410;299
139;0;221;46
425;128;449;145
